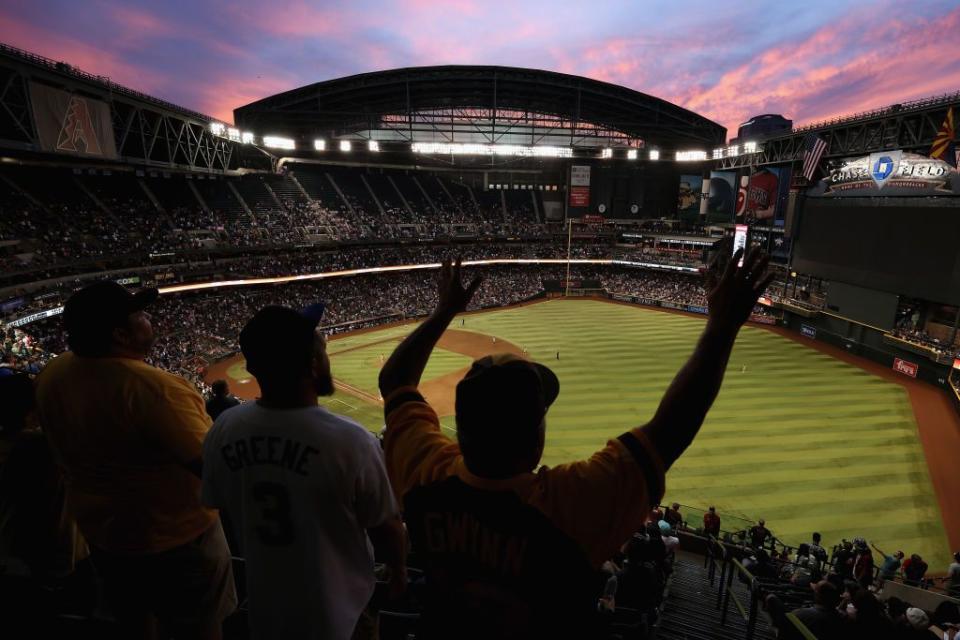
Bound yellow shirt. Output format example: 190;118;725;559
35;352;216;554
383;386;666;567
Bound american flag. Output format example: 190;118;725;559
801;132;828;181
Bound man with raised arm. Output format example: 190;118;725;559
379;250;772;638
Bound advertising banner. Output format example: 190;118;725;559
29;82;118;159
7;306;64;327
749;314;777;325
737;167;788;224
678;174;703;221
893;357;919;378
686;305;709;315
569;165;591;208
810;151;959;196
706;171;736;221
801;324;817;339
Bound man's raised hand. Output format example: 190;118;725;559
706;247;774;334
437;258;482;316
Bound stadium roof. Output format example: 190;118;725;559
234;66;726;151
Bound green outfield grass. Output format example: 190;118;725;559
322;298;950;567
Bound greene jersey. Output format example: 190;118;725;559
202;403;397;640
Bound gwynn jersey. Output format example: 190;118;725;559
383;386;666;638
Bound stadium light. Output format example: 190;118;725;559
649;149;660;161
227;127;241;142
627;149;638;160
712;148;724;159
340;140;352;152
263;136;295;150
410;142;573;158
314;139;326;151
368;140;380;152
676;150;708;161
241;132;255;144
743;141;758;153
727;144;739;156
209;122;226;137
600;148;613;159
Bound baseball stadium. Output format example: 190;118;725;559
1;24;960;640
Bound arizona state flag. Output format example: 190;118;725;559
930;106;956;167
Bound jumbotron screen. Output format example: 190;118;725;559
792;199;960;305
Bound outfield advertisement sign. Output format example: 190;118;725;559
801;324;817;339
893;357;919;378
750;314;778;325
686;305;709;315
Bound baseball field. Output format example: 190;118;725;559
213;297;954;569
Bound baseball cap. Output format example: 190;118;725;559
64;281;158;350
455;353;559;432
905;607;929;629
240;304;324;378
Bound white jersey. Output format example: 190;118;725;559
202;402;398;640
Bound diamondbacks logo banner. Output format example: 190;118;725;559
29;81;118;159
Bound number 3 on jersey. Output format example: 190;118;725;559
252;481;295;545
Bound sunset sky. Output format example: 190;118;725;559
2;0;959;137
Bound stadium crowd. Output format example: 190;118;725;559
3;264;712;387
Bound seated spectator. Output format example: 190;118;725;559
202;305;406;640
663;502;683;529
34;281;236;638
902;607;932;639
768;579;845;640
702;505;721;538
946;551;960;598
377;251;773;638
616;523;670;611
205;379;240;420
844;588;895;638
902;553;928;587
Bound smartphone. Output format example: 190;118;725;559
732;224;749;267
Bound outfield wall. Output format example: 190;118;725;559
779;310;952;389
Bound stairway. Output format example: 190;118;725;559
656;553;775;640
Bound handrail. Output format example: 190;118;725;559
0;42;218;123
792;89;960;134
784;612;819;640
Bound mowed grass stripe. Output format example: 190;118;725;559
327;298;950;568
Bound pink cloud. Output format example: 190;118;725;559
0;13;167;96
658;6;960;135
